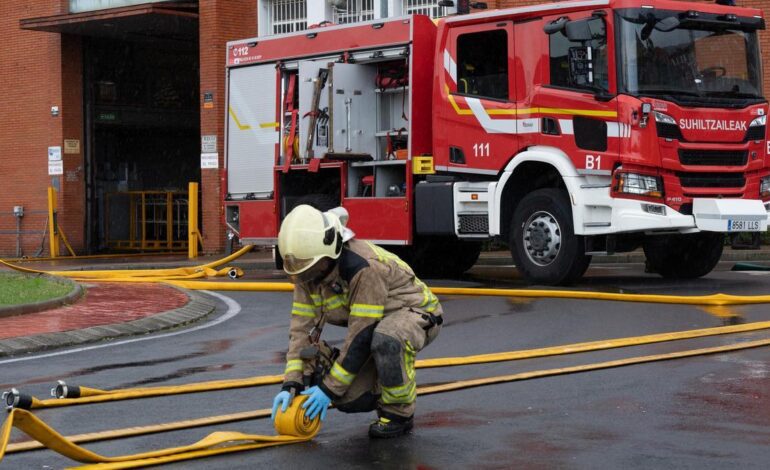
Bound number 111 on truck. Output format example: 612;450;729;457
223;0;770;285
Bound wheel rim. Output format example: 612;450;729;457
522;210;562;267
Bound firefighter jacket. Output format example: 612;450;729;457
282;239;442;399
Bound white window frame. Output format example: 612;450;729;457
332;0;376;24
260;0;308;36
401;0;450;18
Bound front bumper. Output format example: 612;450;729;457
575;183;770;235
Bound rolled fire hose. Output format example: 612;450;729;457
0;397;319;469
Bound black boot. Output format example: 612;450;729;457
368;415;414;438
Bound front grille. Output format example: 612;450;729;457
745;125;765;141
458;214;488;234
678;150;747;166
677;172;745;188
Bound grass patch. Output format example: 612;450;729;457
0;273;73;306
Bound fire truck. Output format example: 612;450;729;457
223;0;770;285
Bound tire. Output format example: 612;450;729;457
643;232;724;279
411;238;482;278
392;238;481;279
510;188;591;286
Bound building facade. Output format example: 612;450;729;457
0;0;768;257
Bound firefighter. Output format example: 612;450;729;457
270;204;443;438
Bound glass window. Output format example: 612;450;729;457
456;29;509;100
549;17;609;92
617;9;762;100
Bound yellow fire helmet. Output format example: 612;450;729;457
278;204;354;275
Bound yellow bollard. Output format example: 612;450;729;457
188;182;199;259
47;187;59;258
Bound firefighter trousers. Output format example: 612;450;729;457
333;308;441;420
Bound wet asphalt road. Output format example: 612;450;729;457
3;261;770;469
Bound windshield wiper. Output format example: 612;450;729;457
704;90;761;99
636;88;701;97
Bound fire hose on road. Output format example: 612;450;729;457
3;250;770;467
4;327;770;467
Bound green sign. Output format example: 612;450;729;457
97;112;118;122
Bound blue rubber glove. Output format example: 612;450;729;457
271;390;292;420
300;386;331;421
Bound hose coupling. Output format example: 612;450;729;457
51;380;81;399
3;388;33;411
228;268;240;280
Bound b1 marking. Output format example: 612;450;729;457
473;142;490;157
585;154;602;170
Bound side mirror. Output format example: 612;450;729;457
565;19;594;41
544;17;569;35
654;16;680;32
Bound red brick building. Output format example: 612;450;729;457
0;0;767;257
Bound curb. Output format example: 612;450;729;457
0;275;84;319
0;287;217;358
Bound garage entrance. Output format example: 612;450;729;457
84;36;199;252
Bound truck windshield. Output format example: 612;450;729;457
617;9;763;103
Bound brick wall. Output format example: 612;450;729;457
0;2;74;258
199;0;257;254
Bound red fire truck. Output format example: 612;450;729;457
223;0;770;285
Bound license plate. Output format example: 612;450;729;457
728;219;761;231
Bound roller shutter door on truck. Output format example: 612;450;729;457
227;64;278;196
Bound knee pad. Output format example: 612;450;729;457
336;392;380;414
371;332;404;386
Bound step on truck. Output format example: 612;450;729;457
224;0;770;285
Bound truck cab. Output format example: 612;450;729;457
433;0;770;284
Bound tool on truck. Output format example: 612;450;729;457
224;0;770;285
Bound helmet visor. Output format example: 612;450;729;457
282;254;318;276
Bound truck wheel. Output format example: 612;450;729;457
643;233;724;279
399;238;482;278
510;188;591;286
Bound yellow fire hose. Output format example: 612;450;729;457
3;337;770;468
3;246;770;466
0;245;253;281
1;396;319;469
164;280;770;306
9;319;770;411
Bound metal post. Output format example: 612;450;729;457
188;182;199;259
141;192;147;251
166;192;173;250
47;187;59;258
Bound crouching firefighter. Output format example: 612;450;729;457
270;204;442;438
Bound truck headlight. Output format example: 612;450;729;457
653;111;677;125
761;175;770;198
613;171;664;198
750;115;767;127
